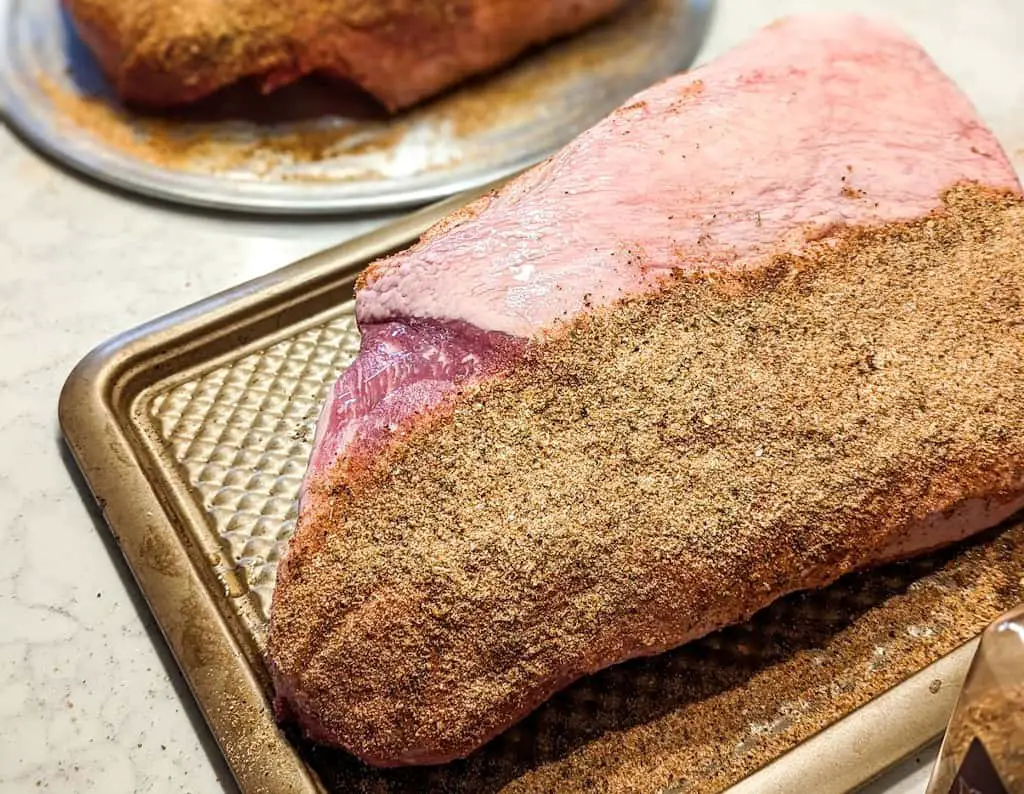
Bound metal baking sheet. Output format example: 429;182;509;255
59;190;1024;794
0;0;711;214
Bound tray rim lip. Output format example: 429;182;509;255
57;188;496;794
0;0;715;216
58;188;979;794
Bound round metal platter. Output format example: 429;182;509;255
0;0;712;215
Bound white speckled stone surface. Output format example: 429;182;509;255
1;2;1022;792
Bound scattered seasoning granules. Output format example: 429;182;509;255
36;73;408;176
300;528;1024;794
35;65;550;178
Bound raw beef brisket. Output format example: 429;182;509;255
61;0;627;109
269;14;1024;767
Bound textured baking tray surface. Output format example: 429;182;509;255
150;315;362;634
141;289;1024;792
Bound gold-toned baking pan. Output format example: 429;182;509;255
59;189;1024;794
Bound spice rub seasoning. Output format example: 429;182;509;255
301;531;1023;793
270;185;1024;770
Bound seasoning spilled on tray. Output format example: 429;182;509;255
35;0;679;181
36;73;448;179
295;526;1023;793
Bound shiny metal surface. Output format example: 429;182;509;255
0;0;712;215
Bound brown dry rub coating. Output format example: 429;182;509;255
62;0;628;110
270;186;1024;766
299;533;1024;793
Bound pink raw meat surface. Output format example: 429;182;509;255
306;320;523;484
307;12;1017;483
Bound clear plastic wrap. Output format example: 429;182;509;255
926;604;1024;794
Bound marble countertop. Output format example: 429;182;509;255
1;2;1022;792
